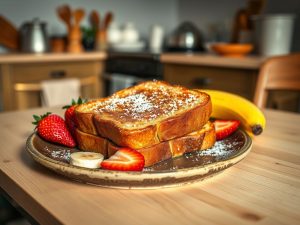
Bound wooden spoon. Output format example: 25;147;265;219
74;8;85;27
90;10;100;32
0;15;19;50
102;12;113;31
57;5;72;31
68;8;85;53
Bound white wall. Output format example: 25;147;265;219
178;0;245;42
0;0;178;39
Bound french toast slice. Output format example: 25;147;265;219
75;121;216;167
75;129;108;158
75;81;212;149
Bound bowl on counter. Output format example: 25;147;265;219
211;43;253;57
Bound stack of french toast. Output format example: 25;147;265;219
74;80;216;167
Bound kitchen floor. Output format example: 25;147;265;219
6;219;31;225
0;194;32;225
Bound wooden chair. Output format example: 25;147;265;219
253;53;300;109
13;76;99;110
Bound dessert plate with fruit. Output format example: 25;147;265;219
26;81;265;189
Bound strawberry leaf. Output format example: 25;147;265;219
32;112;52;126
62;97;86;109
78;97;83;104
33;114;40;121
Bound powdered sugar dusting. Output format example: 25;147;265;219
94;82;202;123
40;145;76;163
51;149;72;162
144;137;244;172
195;141;237;158
102;93;154;113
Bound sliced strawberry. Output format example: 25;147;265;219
33;113;76;147
101;148;145;171
214;119;240;141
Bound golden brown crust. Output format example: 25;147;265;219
74;98;109;135
93;118;160;149
75;81;212;149
199;123;216;150
170;122;215;158
108;121;215;167
75;111;98;135
138;142;172;167
157;97;211;141
75;129;108;157
169;132;206;157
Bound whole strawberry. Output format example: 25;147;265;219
63;97;86;140
32;112;76;147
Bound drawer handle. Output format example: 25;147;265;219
49;70;66;78
191;78;212;86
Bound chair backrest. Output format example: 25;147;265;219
253;53;300;108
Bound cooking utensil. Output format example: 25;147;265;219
67;8;85;53
56;5;72;32
103;12;113;30
166;21;204;52
0;15;19;50
90;10;100;32
20;18;49;53
74;8;84;27
231;0;266;43
91;11;114;50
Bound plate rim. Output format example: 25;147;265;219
26;130;252;177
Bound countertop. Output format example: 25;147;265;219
0;51;265;69
0;107;299;225
161;53;266;69
0;51;107;64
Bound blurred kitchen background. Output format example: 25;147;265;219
0;0;299;112
0;1;299;222
0;0;299;50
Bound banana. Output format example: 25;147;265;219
201;89;266;136
70;152;104;169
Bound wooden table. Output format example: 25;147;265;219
0;107;299;225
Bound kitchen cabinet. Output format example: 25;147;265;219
163;64;258;100
161;53;265;100
0;52;106;111
161;53;300;112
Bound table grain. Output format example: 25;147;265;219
0;107;299;225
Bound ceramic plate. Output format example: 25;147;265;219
26;130;252;189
